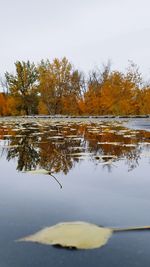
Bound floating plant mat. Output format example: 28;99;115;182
18;221;150;250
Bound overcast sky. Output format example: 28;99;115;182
1;0;150;77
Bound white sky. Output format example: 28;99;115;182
0;0;150;77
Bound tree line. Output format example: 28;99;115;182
0;57;150;116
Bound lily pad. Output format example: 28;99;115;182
18;221;112;249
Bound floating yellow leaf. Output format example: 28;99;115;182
25;169;50;175
18;221;112;249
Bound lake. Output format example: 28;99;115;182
0;117;150;267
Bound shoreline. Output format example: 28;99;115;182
0;114;150;119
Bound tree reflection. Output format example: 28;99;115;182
0;120;149;174
7;133;40;171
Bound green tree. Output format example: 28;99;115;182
5;61;39;115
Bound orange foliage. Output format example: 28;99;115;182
7;96;22;115
1;59;150;116
38;100;49;115
0;93;8;115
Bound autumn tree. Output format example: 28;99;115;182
84;62;111;114
138;86;150;114
38;57;84;115
0;93;8;115
1;58;150;116
84;61;142;115
5;61;39;115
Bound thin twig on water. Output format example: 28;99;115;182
48;172;63;189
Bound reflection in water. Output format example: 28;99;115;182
0;119;150;174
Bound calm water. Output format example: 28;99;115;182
0;117;150;267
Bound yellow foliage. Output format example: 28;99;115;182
38;100;49;115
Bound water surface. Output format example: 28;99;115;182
0;118;150;267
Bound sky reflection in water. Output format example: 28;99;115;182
0;118;150;267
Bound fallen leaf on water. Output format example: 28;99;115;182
18;221;150;250
25;169;50;175
18;221;112;249
98;142;121;146
67;152;93;157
